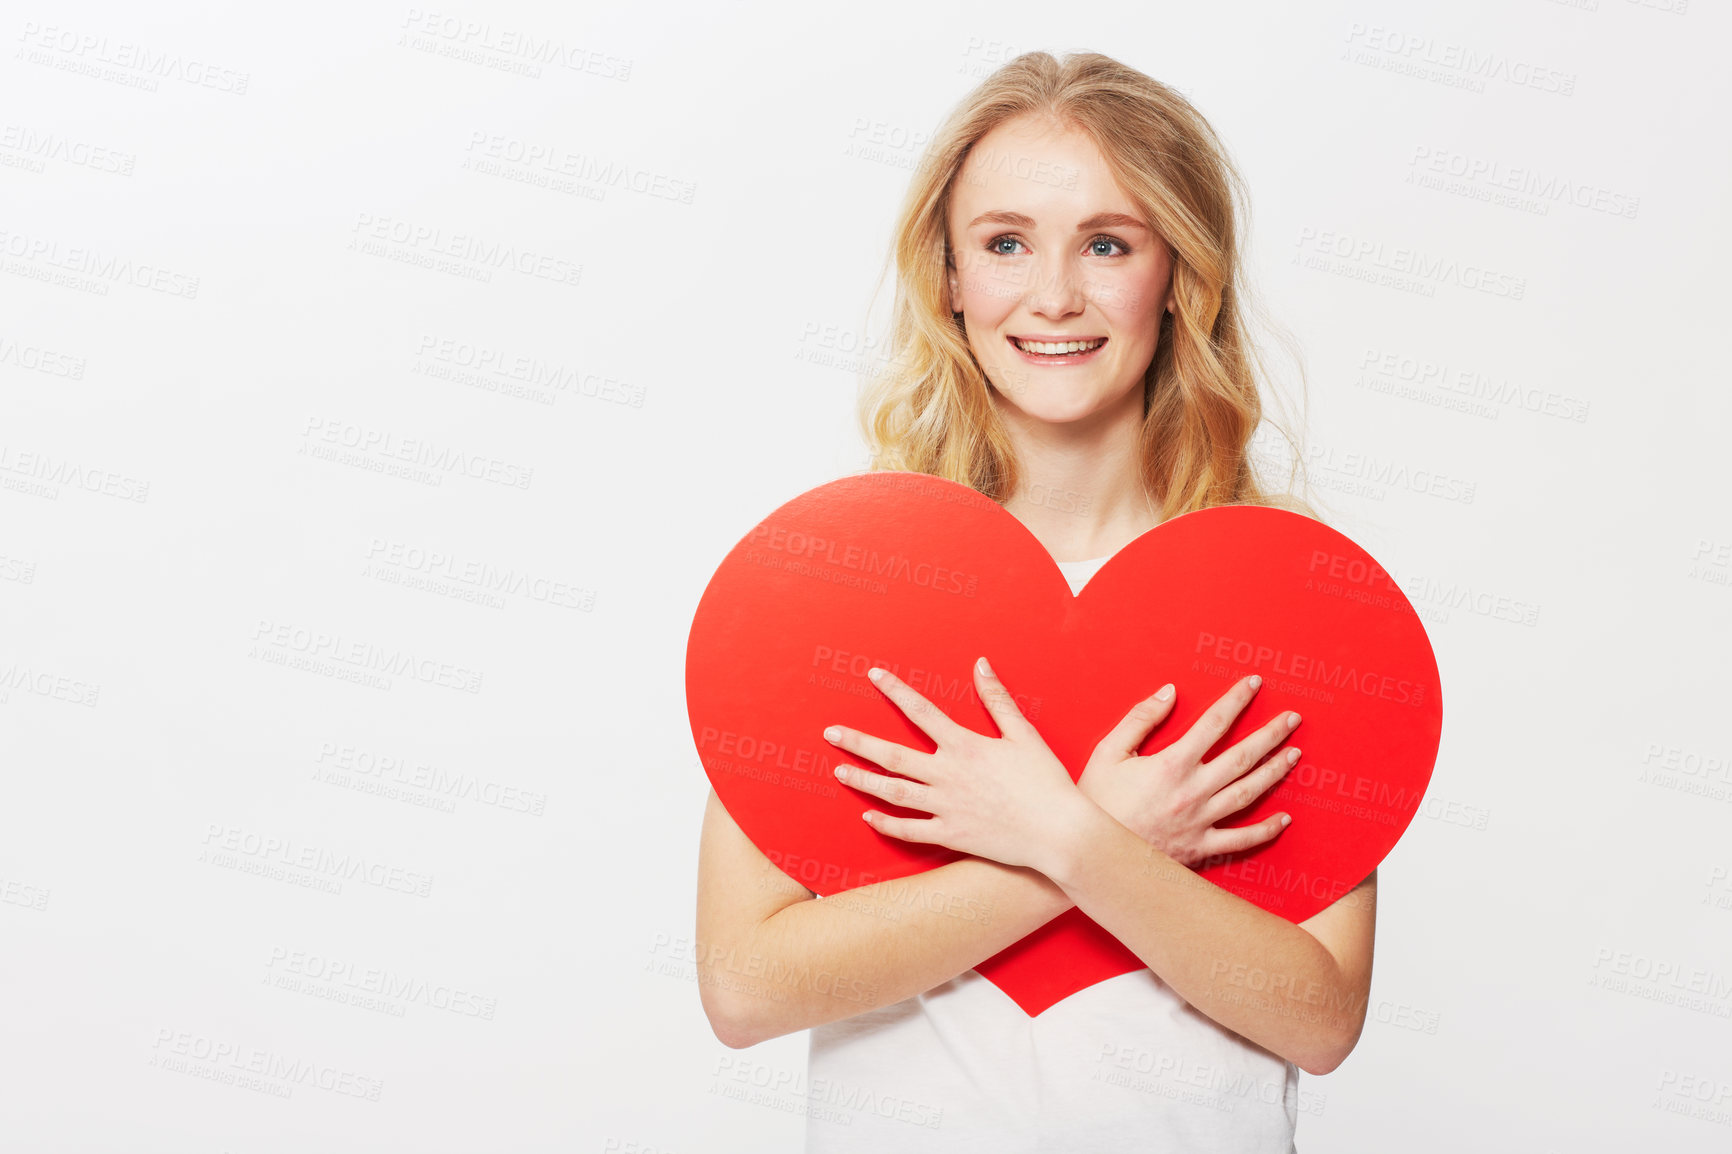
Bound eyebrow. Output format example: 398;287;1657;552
965;210;1151;233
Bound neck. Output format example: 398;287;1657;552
993;388;1162;563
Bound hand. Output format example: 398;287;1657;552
1076;675;1298;868
822;657;1084;874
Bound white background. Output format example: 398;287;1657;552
2;0;1729;1150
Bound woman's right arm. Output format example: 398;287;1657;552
695;787;1074;1049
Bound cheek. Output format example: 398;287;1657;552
954;254;1025;312
1091;269;1166;333
959;281;1018;324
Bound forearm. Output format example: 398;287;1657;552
714;856;1073;1047
1042;799;1366;1075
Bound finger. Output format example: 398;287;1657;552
834;762;935;814
1170;675;1263;765
1198;811;1291;859
1092;683;1176;759
974;656;1035;738
1197;708;1302;801
868;666;965;747
861;808;945;845
1201;745;1299;826
823;723;927;780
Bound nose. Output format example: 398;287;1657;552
1027;252;1085;318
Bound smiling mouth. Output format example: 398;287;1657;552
1008;336;1107;356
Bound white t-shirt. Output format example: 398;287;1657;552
804;554;1300;1152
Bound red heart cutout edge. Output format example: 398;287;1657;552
686;471;1442;1016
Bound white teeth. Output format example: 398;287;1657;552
1012;338;1104;355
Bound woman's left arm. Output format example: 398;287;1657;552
1040;803;1376;1076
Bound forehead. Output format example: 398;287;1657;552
951;114;1132;220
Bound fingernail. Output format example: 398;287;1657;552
976;656;992;676
1154;683;1174;701
867;667;884;683
833;765;847;779
824;726;841;742
1247;675;1262;690
1286;747;1300;766
1279;813;1291;827
1286;712;1301;728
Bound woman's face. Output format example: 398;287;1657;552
945;114;1175;428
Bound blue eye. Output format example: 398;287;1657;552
985;234;1130;257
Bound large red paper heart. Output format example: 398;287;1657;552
686;471;1442;1016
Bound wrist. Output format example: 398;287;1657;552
1037;790;1115;890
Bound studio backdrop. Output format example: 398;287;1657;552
2;0;1728;1150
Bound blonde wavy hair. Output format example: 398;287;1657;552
856;50;1318;521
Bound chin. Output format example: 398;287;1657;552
985;380;1115;423
998;397;1100;425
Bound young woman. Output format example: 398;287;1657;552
696;51;1375;1151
